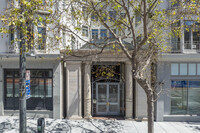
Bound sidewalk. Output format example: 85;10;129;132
0;116;200;133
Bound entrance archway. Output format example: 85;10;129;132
91;63;125;117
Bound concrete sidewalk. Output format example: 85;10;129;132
0;116;200;133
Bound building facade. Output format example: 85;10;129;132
155;0;200;122
0;0;200;122
0;0;63;119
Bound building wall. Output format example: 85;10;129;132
0;57;62;118
156;55;200;121
0;0;9;53
135;82;147;119
156;61;170;121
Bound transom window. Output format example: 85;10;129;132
171;63;200;76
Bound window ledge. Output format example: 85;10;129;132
164;115;200;122
183;50;199;53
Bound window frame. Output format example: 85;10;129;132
92;29;98;39
171;63;199;76
4;69;53;110
171;21;181;52
184;21;200;50
109;11;116;21
100;29;107;39
91;13;98;21
37;18;47;50
82;26;88;37
109;29;116;39
71;35;76;49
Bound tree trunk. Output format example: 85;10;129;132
147;94;154;133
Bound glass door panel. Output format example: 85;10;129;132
98;105;107;112
98;84;107;102
109;105;119;112
14;78;19;109
28;78;45;109
109;84;118;102
14;78;19;97
171;81;188;114
46;79;52;97
108;84;120;115
6;78;13;97
5;78;14;109
38;78;45;98
97;84;107;115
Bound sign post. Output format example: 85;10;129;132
26;70;31;99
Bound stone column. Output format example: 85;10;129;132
53;62;63;118
84;62;92;118
125;62;133;119
66;61;82;118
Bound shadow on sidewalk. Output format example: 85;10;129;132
186;122;200;132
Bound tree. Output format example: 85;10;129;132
0;0;61;132
60;0;200;133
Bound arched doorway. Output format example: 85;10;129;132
91;63;125;116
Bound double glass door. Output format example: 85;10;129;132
96;83;120;115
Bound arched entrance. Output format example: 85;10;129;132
91;63;125;116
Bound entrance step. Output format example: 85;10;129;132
92;116;125;120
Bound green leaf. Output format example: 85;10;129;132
74;27;81;31
38;16;43;22
38;34;42;38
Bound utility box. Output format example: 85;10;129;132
37;118;45;133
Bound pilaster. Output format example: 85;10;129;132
66;61;82;118
125;61;133;119
84;61;92;118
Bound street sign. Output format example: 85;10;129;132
26;70;31;99
26;70;30;80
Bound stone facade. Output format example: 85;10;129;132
62;52;147;119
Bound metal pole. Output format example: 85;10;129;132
19;1;26;133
